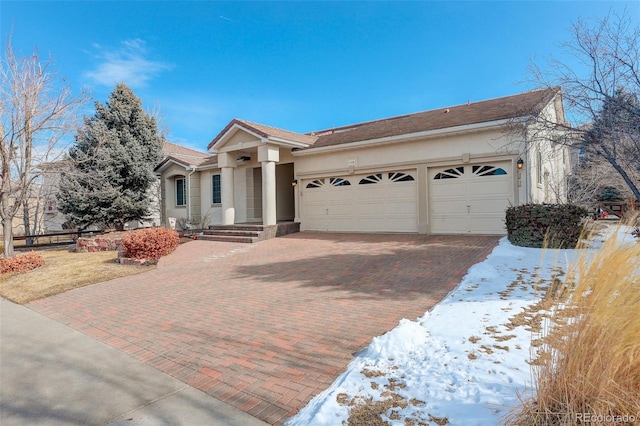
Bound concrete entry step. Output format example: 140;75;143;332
198;222;301;243
202;230;262;237
208;224;266;232
201;226;264;243
196;234;260;243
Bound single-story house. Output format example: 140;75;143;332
155;87;570;235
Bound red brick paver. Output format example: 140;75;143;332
28;233;498;425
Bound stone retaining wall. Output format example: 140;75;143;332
77;234;156;265
76;236;123;253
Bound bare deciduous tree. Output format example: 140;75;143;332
528;11;640;202
0;39;88;257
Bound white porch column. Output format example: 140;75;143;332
258;145;279;226
218;153;236;225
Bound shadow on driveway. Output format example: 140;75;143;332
27;233;499;425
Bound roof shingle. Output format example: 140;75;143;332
205;87;560;153
305;87;559;149
208;119;317;150
163;141;209;162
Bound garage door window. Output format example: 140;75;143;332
434;167;464;180
306;179;325;188
472;165;507;176
389;172;415;182
330;177;351;186
359;174;383;184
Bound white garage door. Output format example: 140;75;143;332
429;162;513;234
301;170;417;232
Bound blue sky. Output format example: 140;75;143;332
2;1;638;152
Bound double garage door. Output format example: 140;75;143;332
300;162;513;234
301;170;418;232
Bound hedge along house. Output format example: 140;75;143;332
155;88;570;236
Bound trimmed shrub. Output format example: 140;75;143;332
0;252;45;274
505;204;590;248
122;228;180;260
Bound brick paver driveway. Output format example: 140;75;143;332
29;233;498;424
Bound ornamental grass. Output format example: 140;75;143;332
506;221;640;425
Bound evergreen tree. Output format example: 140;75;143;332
58;83;164;230
582;88;640;201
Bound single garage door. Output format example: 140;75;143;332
301;170;417;232
429;162;513;234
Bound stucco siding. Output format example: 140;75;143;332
294;128;524;234
293;127;520;178
162;164;188;227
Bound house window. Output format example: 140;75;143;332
212;174;221;204
44;198;57;214
176;177;186;206
537;150;543;185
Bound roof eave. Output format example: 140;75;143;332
154;157;192;174
209;122;268;153
294;118;520;156
266;136;313;148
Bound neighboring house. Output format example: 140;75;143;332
41;160;69;232
0;161;71;238
155;88;571;235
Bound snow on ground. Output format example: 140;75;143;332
288;227;635;426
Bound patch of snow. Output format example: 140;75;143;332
287;238;584;426
586;222;637;249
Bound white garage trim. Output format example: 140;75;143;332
429;161;513;235
301;170;418;232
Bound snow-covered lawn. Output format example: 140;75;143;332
288;227;635;426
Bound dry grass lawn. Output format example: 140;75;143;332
0;249;154;304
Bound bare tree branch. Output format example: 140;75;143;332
1;36;89;257
517;11;640;203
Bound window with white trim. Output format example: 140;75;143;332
176;177;186;206
45;198;57;214
537;150;543;185
212;174;221;204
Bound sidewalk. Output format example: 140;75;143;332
0;298;266;426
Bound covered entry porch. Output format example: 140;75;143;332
208;119;315;227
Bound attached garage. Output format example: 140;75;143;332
429;161;513;235
301;170;417;232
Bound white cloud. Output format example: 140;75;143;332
83;39;173;88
